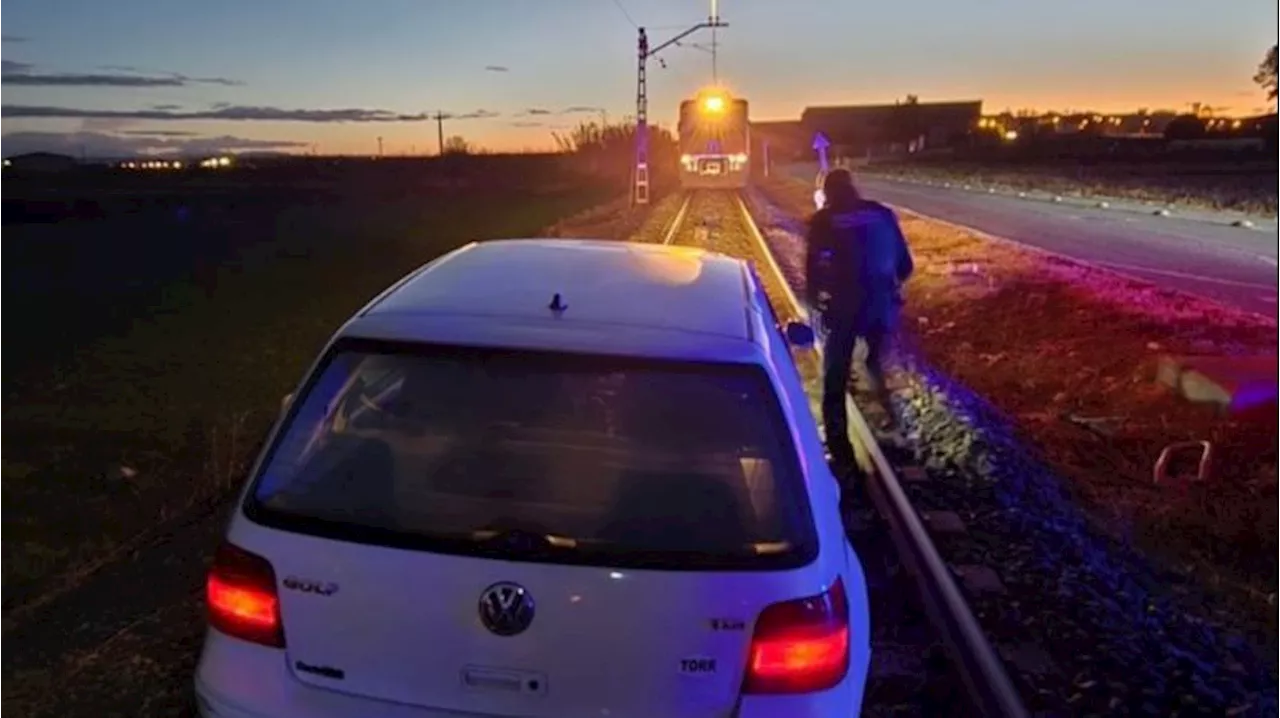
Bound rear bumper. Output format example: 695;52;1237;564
195;630;490;718
196;629;870;718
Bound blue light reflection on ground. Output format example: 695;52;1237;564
746;187;1277;715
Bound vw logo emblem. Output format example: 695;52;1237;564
477;582;535;637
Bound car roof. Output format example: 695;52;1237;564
345;240;764;356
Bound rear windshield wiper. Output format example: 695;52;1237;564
469;528;579;555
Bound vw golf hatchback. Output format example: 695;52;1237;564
194;239;872;717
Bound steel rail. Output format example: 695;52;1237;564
728;193;1030;718
661;193;694;245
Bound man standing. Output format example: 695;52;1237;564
805;168;914;470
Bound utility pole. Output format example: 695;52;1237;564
633;10;728;206
377;136;384;158
433;111;449;155
0;32;6;122
710;0;719;84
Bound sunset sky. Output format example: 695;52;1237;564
2;0;1275;157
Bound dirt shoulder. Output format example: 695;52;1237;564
760;176;1278;629
538;191;685;242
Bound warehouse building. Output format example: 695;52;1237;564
802;99;982;157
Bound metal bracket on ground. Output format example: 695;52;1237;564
1153;440;1213;485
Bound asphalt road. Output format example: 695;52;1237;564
799;170;1279;317
855;176;1279;316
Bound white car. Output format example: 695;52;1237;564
194;239;872;718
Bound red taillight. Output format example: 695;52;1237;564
742;577;850;694
206;542;285;648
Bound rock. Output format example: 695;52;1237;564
922;510;966;534
899;465;929;483
953;564;1007;594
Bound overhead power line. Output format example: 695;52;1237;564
611;0;638;28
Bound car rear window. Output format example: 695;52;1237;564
245;338;818;570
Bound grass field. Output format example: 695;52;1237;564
2;163;614;609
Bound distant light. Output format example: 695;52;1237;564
2;158;10;168
217;156;231;167
1003;130;1018;141
731;152;748;164
702;95;726;114
680;153;693;164
172;161;184;169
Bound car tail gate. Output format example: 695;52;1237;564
244;532;845;718
226;344;847;713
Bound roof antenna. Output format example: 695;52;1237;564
548;292;568;313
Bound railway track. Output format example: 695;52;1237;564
647;189;1030;718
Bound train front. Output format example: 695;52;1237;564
678;88;750;190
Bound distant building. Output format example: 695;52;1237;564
749;120;806;163
974;110;1277;154
4;151;79;172
978;111;1180;138
801;100;983;157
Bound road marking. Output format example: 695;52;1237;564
1092;261;1277;290
858;173;1278;235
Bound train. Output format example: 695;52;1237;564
678;88;750;190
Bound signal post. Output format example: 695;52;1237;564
632;16;728;206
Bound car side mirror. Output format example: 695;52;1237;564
784;321;816;348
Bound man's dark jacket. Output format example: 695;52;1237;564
805;198;914;329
